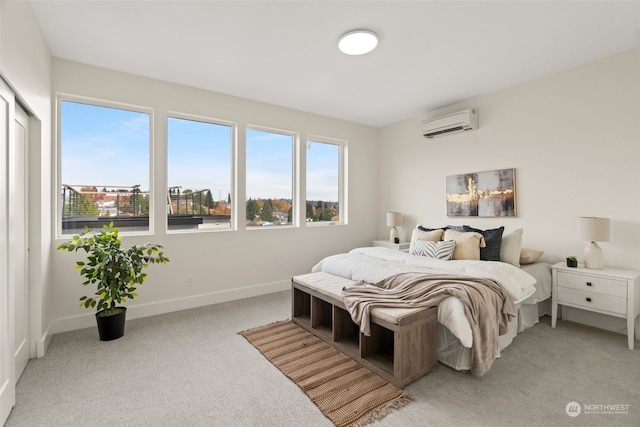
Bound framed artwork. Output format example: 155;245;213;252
446;168;516;217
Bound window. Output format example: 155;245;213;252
245;128;295;228
305;138;345;224
59;99;151;235
167;116;233;231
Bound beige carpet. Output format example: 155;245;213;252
239;320;412;427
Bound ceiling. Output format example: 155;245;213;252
30;1;640;128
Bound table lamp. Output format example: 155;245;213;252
387;212;402;243
577;217;610;269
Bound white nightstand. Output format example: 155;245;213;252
551;262;640;349
372;240;410;251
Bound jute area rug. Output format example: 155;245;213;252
239;320;412;427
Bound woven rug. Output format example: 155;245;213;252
239;320;412;427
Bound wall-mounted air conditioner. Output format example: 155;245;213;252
421;109;478;139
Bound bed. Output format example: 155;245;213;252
310;228;556;374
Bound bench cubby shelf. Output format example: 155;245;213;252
291;277;437;387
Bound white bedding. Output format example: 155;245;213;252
311;246;537;348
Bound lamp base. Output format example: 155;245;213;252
389;226;399;243
584;241;604;269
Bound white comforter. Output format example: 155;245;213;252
311;247;537;348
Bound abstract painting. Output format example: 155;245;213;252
446;168;516;217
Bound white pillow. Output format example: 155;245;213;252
410;240;456;260
501;228;524;267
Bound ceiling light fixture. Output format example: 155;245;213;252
338;30;378;55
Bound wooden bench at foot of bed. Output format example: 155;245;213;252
291;272;437;388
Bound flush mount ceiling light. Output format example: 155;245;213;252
338;30;378;55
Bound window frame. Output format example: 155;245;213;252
304;135;347;227
165;111;237;234
56;94;155;238
245;124;299;230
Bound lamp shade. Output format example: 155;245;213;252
577;217;610;242
386;212;402;227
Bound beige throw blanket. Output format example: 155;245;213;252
341;272;516;376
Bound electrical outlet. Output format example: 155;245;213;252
186;275;194;286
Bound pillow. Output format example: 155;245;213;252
411;226;444;242
410;240;456;260
410;226;444;254
443;229;486;260
446;225;466;232
462;225;504;261
500;228;524;267
520;248;544;265
417;225;448;234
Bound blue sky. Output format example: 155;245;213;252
168;117;231;200
306;141;339;202
61;101;150;190
61;101;339;202
246;128;292;200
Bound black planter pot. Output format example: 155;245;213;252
95;307;127;341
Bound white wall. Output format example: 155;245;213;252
0;0;53;356
50;59;379;333
379;48;640;269
378;48;640;334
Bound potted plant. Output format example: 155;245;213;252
57;223;169;341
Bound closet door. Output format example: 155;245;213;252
12;104;29;382
0;78;16;425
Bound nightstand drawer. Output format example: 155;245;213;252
556;286;626;315
557;271;627;297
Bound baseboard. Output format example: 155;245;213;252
36;322;53;358
563;306;640;340
51;279;290;335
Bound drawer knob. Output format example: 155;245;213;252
586;282;592;287
586;297;592;302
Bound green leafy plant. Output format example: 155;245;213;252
567;256;577;262
57;223;169;317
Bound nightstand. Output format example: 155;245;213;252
551;262;640;349
372;240;410;251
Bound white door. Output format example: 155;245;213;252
12;104;29;382
0;78;16;425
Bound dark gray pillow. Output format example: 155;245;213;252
417;225;448;233
462;225;504;261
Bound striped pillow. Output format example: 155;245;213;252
410;239;456;260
